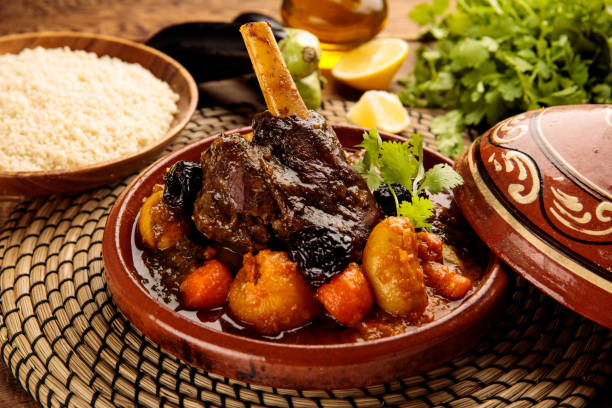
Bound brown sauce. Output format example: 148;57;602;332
131;194;486;345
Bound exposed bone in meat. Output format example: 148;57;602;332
192;111;382;257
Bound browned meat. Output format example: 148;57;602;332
253;111;381;254
192;132;276;253
192;111;382;257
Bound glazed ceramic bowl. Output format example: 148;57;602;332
453;104;612;329
103;125;508;389
0;32;198;195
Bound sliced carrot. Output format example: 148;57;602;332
316;262;373;328
421;261;471;300
180;260;233;309
416;231;443;263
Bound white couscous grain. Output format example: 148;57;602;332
0;46;180;172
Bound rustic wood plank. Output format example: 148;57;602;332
0;0;421;42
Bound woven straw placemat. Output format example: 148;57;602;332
0;100;610;408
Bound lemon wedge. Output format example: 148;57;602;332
331;38;409;90
347;90;410;134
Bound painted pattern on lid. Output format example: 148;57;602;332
454;104;612;329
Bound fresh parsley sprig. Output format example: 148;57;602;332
354;129;463;228
400;0;612;158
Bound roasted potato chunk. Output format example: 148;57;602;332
316;262;373;328
362;217;428;318
228;250;320;335
138;187;191;250
180;260;233;309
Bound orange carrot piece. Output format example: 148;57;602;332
180;260;233;309
422;261;472;300
416;231;443;263
316;262;373;328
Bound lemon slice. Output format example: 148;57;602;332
331;38;409;90
347;90;410;134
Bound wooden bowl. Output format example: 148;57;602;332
103;125;508;390
0;32;198;196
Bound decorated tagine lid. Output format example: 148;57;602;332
453;104;612;329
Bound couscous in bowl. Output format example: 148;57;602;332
0;32;197;196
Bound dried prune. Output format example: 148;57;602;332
373;183;413;217
289;226;353;288
163;161;203;213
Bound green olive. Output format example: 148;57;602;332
279;28;322;80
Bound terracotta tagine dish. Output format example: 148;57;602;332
103;125;508;389
453;104;612;329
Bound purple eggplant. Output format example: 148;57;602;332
146;13;286;82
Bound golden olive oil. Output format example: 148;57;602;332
281;0;388;69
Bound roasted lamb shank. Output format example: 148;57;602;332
193;111;381;255
192;22;381;257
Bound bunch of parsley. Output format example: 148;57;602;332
399;0;612;158
354;129;463;228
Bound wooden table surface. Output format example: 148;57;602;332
0;1;610;407
0;0;421;43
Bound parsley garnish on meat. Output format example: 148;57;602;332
354;129;463;228
399;0;612;158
